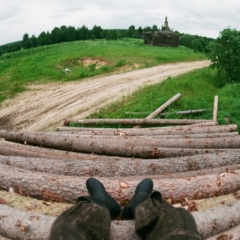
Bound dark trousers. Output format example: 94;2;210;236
49;199;203;240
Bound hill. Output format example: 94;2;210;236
0;38;206;103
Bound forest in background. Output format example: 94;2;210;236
0;24;213;55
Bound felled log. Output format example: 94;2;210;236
56;128;239;138
0;151;240;177
0;130;240;158
206;224;240;240
57;124;236;136
1;136;235;159
159;109;209;116
1;164;240;204
0;204;55;240
1;130;240;155
145;93;181;119
1;199;240;239
0;140;121;161
64;118;212;126
192;201;240;238
213;95;218;122
125;109;209;116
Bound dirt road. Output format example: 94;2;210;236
0;60;210;131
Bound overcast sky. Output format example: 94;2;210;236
1;0;240;45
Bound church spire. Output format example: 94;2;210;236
162;16;170;31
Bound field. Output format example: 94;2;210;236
0;38;206;103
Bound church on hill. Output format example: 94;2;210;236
142;17;179;47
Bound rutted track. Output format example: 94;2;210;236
0;60;210;131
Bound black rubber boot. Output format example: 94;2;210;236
77;178;122;218
122;178;153;219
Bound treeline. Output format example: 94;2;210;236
179;33;214;53
0;24;213;55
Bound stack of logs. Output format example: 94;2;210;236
0;93;240;239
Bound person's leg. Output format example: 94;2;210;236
122;179;203;240
48;200;111;240
135;191;203;240
48;178;121;240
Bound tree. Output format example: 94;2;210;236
192;38;204;52
92;25;103;39
66;26;77;42
44;31;52;45
0;47;3;56
105;30;118;40
127;25;136;37
152;25;158;31
137;27;143;35
77;25;89;40
23;33;30;49
51;27;62;44
31;35;38;47
209;28;240;86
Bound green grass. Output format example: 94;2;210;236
82;67;240;130
0;38;206;103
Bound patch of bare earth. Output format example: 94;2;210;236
0;60;210;131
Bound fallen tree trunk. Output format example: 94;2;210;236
159;109;209;116
0;140;123;161
145;93;181;119
57;124;236;136
192;201;240;238
1;131;240;158
206;224;240;240
1;136;236;159
0;204;55;240
0;151;240;177
53;131;239;139
1;164;240;204
125;109;209;116
213;95;218;122
1;199;240;239
64;118;212;126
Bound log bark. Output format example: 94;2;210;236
192;201;240;238
1;164;240;204
159;109;209;116
57;127;239;138
125;109;209;116
0;204;55;240
1;136;236;159
1;198;240;239
56;131;240;139
0;151;240;177
1;131;240;159
57;124;237;136
0;140;123;161
64;118;212;126
145;93;182;119
206;224;240;240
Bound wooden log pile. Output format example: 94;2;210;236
0;94;240;239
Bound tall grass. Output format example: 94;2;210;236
0;38;206;103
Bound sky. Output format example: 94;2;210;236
1;0;240;45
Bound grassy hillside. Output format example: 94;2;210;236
0;38;206;103
87;67;240;129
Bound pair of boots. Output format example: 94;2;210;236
77;177;154;219
49;178;203;240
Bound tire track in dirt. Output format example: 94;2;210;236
0;60;210;131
